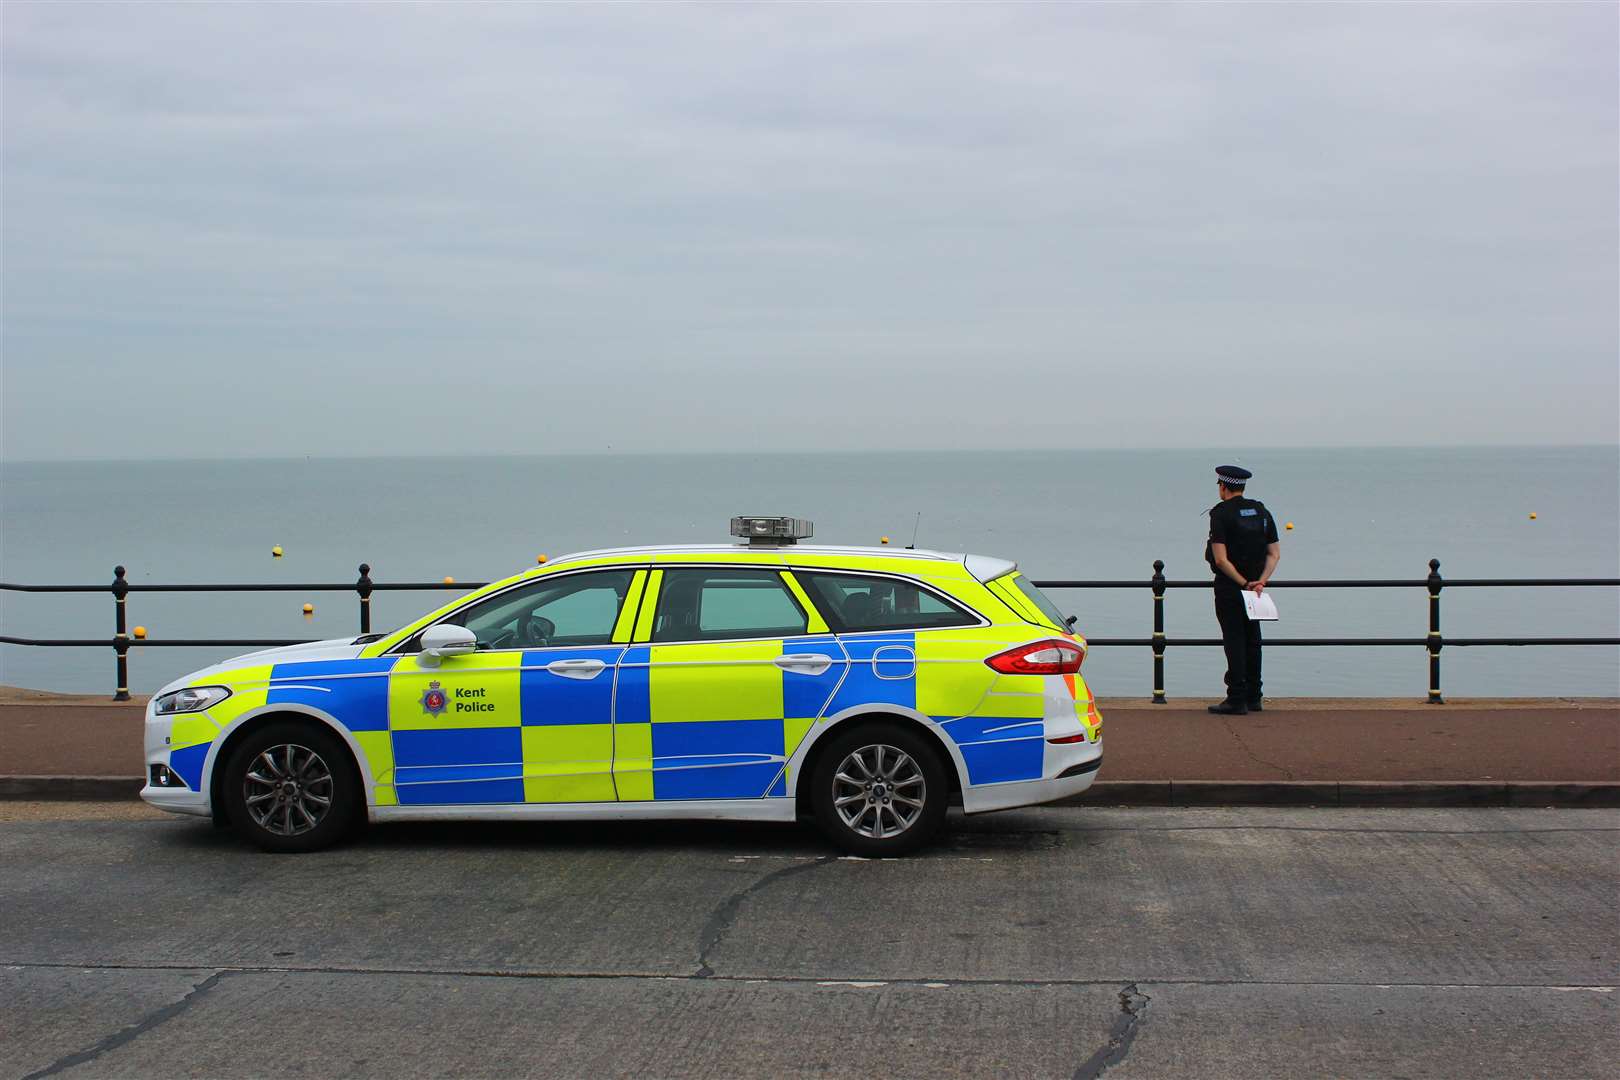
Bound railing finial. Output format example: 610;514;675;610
356;563;375;634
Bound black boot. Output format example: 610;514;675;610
1246;698;1263;712
1207;699;1248;715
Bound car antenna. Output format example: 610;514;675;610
906;512;921;550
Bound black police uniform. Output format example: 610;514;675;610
1205;495;1279;705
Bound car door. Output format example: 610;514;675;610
612;565;845;801
386;567;645;805
798;569;1039;785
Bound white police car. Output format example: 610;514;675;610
143;517;1102;855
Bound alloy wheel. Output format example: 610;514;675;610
831;743;926;839
242;743;334;837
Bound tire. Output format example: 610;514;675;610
810;722;949;856
222;720;360;853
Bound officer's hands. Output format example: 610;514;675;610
1247;581;1266;595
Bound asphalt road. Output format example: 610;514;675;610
3;804;1615;1079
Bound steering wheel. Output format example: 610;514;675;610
516;614;555;648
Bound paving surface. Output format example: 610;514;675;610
3;693;1617;782
3;803;1615;1078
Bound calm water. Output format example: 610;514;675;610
2;447;1616;697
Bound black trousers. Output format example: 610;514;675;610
1212;582;1263;702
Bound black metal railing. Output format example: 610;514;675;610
2;560;1616;703
1039;559;1618;703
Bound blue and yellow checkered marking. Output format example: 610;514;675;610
826;632;917;713
518;647;619;802
161;663;276;792
612;637;841;801
951;731;1045;784
268;657;397;731
518;646;622;725
168;742;211;790
939;713;1045;784
385;649;621;806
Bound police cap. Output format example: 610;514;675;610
1215;464;1252;488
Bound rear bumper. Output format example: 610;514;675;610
961;755;1101;814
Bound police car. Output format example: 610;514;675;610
142;517;1103;855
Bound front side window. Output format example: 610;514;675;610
797;571;978;633
652;568;809;642
422;570;636;651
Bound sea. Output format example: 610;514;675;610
2;446;1616;699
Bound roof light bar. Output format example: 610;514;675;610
730;516;814;545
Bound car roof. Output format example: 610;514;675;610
549;543;955;563
532;544;1017;583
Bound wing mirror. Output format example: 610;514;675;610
419;623;478;666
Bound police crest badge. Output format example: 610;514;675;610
420;680;448;717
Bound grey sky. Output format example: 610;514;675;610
3;2;1615;461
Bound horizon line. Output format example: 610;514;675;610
3;442;1619;466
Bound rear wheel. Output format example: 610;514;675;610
222;720;359;853
810;723;948;856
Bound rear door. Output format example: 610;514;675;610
613;565;844;801
796;569;1044;785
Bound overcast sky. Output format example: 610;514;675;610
2;2;1616;461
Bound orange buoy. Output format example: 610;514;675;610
302;603;314;614
271;545;283;557
880;536;890;545
1529;512;1537;520
443;576;455;585
536;554;548;565
1285;522;1294;530
132;626;147;639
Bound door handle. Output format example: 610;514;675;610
547;658;607;680
774;653;833;676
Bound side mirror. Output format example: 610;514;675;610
1065;615;1079;629
419;623;478;666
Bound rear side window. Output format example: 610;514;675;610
797;571;978;633
1010;574;1070;630
653;568;809;642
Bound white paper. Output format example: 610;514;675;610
1242;591;1279;621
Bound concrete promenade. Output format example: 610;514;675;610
2;802;1614;1078
3;688;1616;804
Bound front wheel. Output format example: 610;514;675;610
222;721;360;853
810;724;949;856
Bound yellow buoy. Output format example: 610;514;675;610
271;545;283;557
1285;522;1294;530
132;626;147;639
880;536;890;545
443;576;455;585
536;554;548;565
1529;512;1537;520
302;603;314;614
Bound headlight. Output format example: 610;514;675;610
154;686;231;715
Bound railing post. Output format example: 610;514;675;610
357;563;374;634
112;565;131;701
1427;558;1444;704
1151;559;1167;704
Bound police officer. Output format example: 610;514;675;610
1205;465;1280;714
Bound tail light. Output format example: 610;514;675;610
984;638;1085;675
